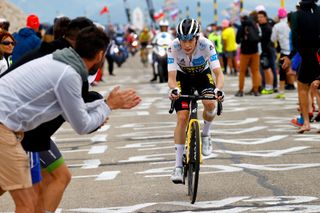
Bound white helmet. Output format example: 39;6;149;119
159;19;169;27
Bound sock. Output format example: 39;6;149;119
265;84;273;90
45;211;54;213
175;144;185;168
202;120;212;136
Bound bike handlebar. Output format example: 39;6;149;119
169;94;223;116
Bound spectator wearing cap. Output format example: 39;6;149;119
12;14;41;64
221;19;238;75
271;8;292;99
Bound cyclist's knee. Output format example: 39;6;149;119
205;109;216;118
177;114;189;126
203;101;215;111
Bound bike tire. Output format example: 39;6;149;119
187;121;200;204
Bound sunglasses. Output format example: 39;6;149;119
1;41;15;46
177;34;195;41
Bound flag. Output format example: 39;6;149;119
100;6;109;15
153;10;165;21
169;8;179;21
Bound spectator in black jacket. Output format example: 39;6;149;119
258;10;276;95
235;11;261;97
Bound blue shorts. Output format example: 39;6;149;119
28;151;42;184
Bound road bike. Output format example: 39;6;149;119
169;91;222;204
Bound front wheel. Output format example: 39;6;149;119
187;121;200;204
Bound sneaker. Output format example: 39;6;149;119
275;93;285;99
314;113;320;122
252;91;261;96
171;167;183;184
285;84;295;90
202;135;212;156
261;89;274;95
291;116;304;127
235;90;244;97
245;89;254;95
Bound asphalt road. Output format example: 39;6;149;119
1;55;320;213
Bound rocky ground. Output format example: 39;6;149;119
0;0;25;33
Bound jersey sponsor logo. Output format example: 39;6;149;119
168;58;174;64
192;56;205;66
179;58;186;65
178;62;207;74
199;42;207;50
210;54;218;61
181;101;189;109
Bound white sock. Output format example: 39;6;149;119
45;211;54;213
202;120;212;136
175;144;185;168
265;84;273;90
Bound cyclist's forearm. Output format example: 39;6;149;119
212;68;224;89
168;71;178;89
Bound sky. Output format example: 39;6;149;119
8;0;298;28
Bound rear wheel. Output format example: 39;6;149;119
187;121;200;204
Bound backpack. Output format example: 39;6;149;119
244;22;260;44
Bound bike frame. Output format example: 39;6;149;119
186;99;202;165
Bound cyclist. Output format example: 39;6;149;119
167;18;224;183
138;26;152;66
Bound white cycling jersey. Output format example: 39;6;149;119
167;36;220;74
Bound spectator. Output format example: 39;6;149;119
1;17;98;213
0;26;141;213
271;8;291;99
53;16;71;40
221;19;238;75
0;31;15;68
0;18;10;32
282;0;320;133
12;14;41;63
235;11;261;97
208;23;225;73
258;10;275;95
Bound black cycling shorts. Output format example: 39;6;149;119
298;53;320;84
39;139;64;173
174;67;215;112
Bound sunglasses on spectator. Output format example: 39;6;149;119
1;41;15;46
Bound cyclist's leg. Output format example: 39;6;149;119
171;73;192;183
197;68;216;136
39;140;71;212
175;110;189;167
174;72;192;167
